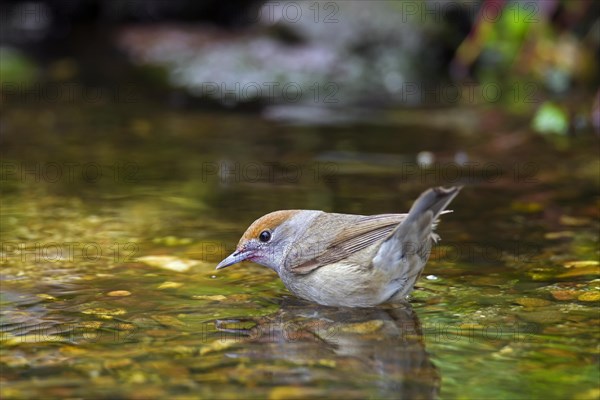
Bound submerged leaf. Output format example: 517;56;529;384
192;295;227;301
558;267;600;278
563;260;599;269
157;281;183;289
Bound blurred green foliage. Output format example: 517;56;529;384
0;47;38;87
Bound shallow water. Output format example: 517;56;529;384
1;104;599;399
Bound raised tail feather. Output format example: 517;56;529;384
374;186;461;300
405;186;461;226
387;186;461;250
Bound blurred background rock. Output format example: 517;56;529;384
0;0;598;132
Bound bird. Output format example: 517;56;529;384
216;186;461;307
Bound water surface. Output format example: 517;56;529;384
1;103;598;399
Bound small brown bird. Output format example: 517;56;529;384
217;186;460;307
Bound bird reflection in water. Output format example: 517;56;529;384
215;299;439;399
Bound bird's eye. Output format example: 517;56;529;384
259;230;271;242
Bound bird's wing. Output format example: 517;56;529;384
290;214;405;275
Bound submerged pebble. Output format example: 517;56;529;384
514;298;552;307
340;320;384;334
104;358;133;369
81;308;127;318
559;215;591;226
544;231;575;240
550;290;578;301
518;310;564;324
107;290;131;297
137;255;200;272
36;294;57;301
577;292;600;302
152;236;193;246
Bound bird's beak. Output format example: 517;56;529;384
216;249;252;270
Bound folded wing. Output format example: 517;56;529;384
290;213;405;274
